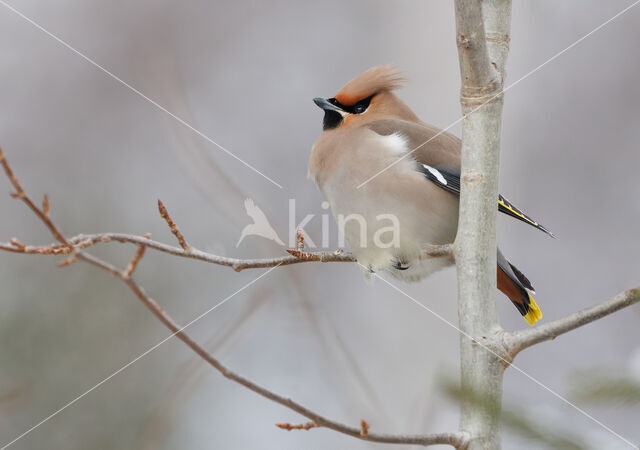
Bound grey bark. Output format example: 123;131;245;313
453;1;511;449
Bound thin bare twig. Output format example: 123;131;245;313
42;194;50;218
276;421;318;431
9;238;26;251
56;254;78;268
361;419;370;438
1;232;452;271
0;148;468;449
0;232;357;269
51;246;472;446
0;241;72;254
0;162;450;270
0;148;69;246
296;228;305;250
123;233;150;279
157;199;190;252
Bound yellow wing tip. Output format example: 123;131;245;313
523;295;543;326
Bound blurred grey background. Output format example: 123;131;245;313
1;1;639;449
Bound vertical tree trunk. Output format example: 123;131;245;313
453;1;512;448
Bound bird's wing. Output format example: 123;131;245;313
419;164;554;237
366;119;461;172
497;248;542;325
366;119;554;238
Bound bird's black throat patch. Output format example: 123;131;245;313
323;110;343;130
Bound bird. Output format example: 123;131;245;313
308;66;552;325
236;198;285;247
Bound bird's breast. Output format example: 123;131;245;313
313;129;458;277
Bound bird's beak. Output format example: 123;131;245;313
313;97;345;113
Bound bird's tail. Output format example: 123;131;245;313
522;294;543;326
497;251;542;326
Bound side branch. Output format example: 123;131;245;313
1;232;357;269
0;150;70;246
157;200;191;252
0;148;465;448
506;288;640;357
0;233;454;271
95;253;468;448
0;151;453;271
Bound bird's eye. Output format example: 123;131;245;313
352;95;374;114
353;103;367;114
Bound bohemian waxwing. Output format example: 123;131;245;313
309;66;552;325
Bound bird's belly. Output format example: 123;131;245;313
314;128;459;282
323;181;457;281
341;223;455;282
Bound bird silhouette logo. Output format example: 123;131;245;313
236;198;285;247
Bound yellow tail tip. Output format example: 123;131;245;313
523;295;543;326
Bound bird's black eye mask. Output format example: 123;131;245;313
321;94;375;130
331;95;374;114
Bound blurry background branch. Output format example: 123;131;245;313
440;379;588;450
0;148;468;448
569;369;640;406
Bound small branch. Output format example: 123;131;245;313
42;194;50;218
157;199;190;252
1;233;453;271
285;248;348;262
0;149;468;449
0;149;22;196
123;233;150;279
276;421;318;431
0;241;73;254
0;152;451;272
102;254;470;447
81;234;355;269
506;287;640;357
9;238;26;251
57;254;78;268
361;419;370;438
296;228;305;250
0;148;70;246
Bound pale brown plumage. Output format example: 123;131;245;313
334;65;406;106
309;66;546;325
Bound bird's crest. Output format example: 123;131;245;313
334;65;405;106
